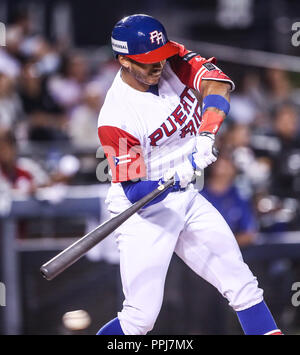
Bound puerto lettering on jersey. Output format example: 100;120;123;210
148;87;201;147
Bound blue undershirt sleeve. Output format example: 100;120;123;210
121;180;172;207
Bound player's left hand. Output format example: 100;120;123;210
189;133;217;170
163;159;195;190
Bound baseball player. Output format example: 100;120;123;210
96;14;282;335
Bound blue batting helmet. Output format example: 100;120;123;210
111;14;179;64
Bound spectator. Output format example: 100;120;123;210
269;103;300;198
8;7;33;40
0;129;34;194
201;154;257;248
17;59;69;143
229;72;262;126
0;71;23;130
19;59;64;113
69;81;104;148
21;35;61;76
47;52;89;111
264;69;292;109
27;109;69;143
0;128;75;193
0;26;23;79
263;68;300;117
222;123;271;194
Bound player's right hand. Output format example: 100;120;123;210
163;160;195;189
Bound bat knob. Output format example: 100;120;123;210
40;265;52;280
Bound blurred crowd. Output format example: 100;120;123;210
0;10;300;246
208;67;300;245
0;10;119;196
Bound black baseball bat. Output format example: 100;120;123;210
40;177;175;280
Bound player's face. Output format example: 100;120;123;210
129;59;166;86
119;56;166;89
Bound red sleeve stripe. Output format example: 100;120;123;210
193;66;208;91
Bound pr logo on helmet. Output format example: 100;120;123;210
149;30;165;45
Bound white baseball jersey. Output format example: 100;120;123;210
98;62;203;212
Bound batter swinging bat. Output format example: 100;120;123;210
40;147;219;281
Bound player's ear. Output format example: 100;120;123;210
118;55;131;70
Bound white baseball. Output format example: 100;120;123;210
62;309;91;331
